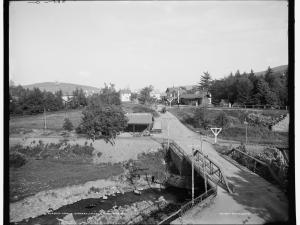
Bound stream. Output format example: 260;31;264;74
12;186;204;225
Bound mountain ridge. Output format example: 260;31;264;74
23;82;100;95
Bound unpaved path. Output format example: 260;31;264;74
152;112;288;224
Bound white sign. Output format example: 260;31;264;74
210;128;222;143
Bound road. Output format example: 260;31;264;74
152;111;288;224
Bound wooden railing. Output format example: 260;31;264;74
166;141;232;193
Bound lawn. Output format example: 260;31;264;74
10;103;159;132
10;109;83;131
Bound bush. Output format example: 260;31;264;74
63;118;74;131
214;112;230;128
161;107;166;113
10;152;27;168
193;107;210;129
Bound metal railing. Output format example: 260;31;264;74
180;186;217;216
165;140;232;193
193;149;232;193
158;186;217;225
226;148;287;188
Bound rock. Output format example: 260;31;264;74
102;195;108;200
158;196;165;202
133;190;141;195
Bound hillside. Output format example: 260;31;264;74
23;82;100;95
254;65;288;76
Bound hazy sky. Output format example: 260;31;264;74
10;1;288;91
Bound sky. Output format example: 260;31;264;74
9;1;288;92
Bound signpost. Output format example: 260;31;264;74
210;128;222;144
167;97;174;107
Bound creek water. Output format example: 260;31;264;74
12;186;205;225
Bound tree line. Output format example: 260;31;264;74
198;66;288;107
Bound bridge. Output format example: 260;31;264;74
152;111;289;224
164;140;232;193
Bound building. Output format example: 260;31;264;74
165;85;211;106
120;89;131;102
125;113;154;132
150;90;162;101
62;94;74;103
179;92;211;106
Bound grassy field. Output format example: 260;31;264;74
10;109;83;131
168;107;288;145
10;103;159;132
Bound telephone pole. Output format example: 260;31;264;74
43;107;47;130
192;147;194;205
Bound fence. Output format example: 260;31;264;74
226;148;288;189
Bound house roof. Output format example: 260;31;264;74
166;85;196;93
180;93;203;99
126;113;153;124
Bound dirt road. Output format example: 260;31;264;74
152;111;288;224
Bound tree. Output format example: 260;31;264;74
138;85;154;104
76;105;128;144
236;77;253;104
99;83;121;105
130;92;138;102
248;69;256;83
198;72;212;91
63;118;74;131
70;88;87;108
254;78;278;105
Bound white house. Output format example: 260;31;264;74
150;90;162;100
120;89;131;102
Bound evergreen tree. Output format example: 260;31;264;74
198;72;212;91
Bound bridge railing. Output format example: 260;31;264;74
226;148;288;189
193;149;232;193
180;186;217;216
158;186;217;225
164;140;232;193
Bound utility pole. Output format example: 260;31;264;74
244;120;248;145
201;136;207;194
192;147;194;205
167;119;170;149
43;107;47;130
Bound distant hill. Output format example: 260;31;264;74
254;65;288;76
23;82;100;95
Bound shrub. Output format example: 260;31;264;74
193;107;210;129
10;152;27;168
214;112;230;128
161;107;166;113
63;118;74;131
